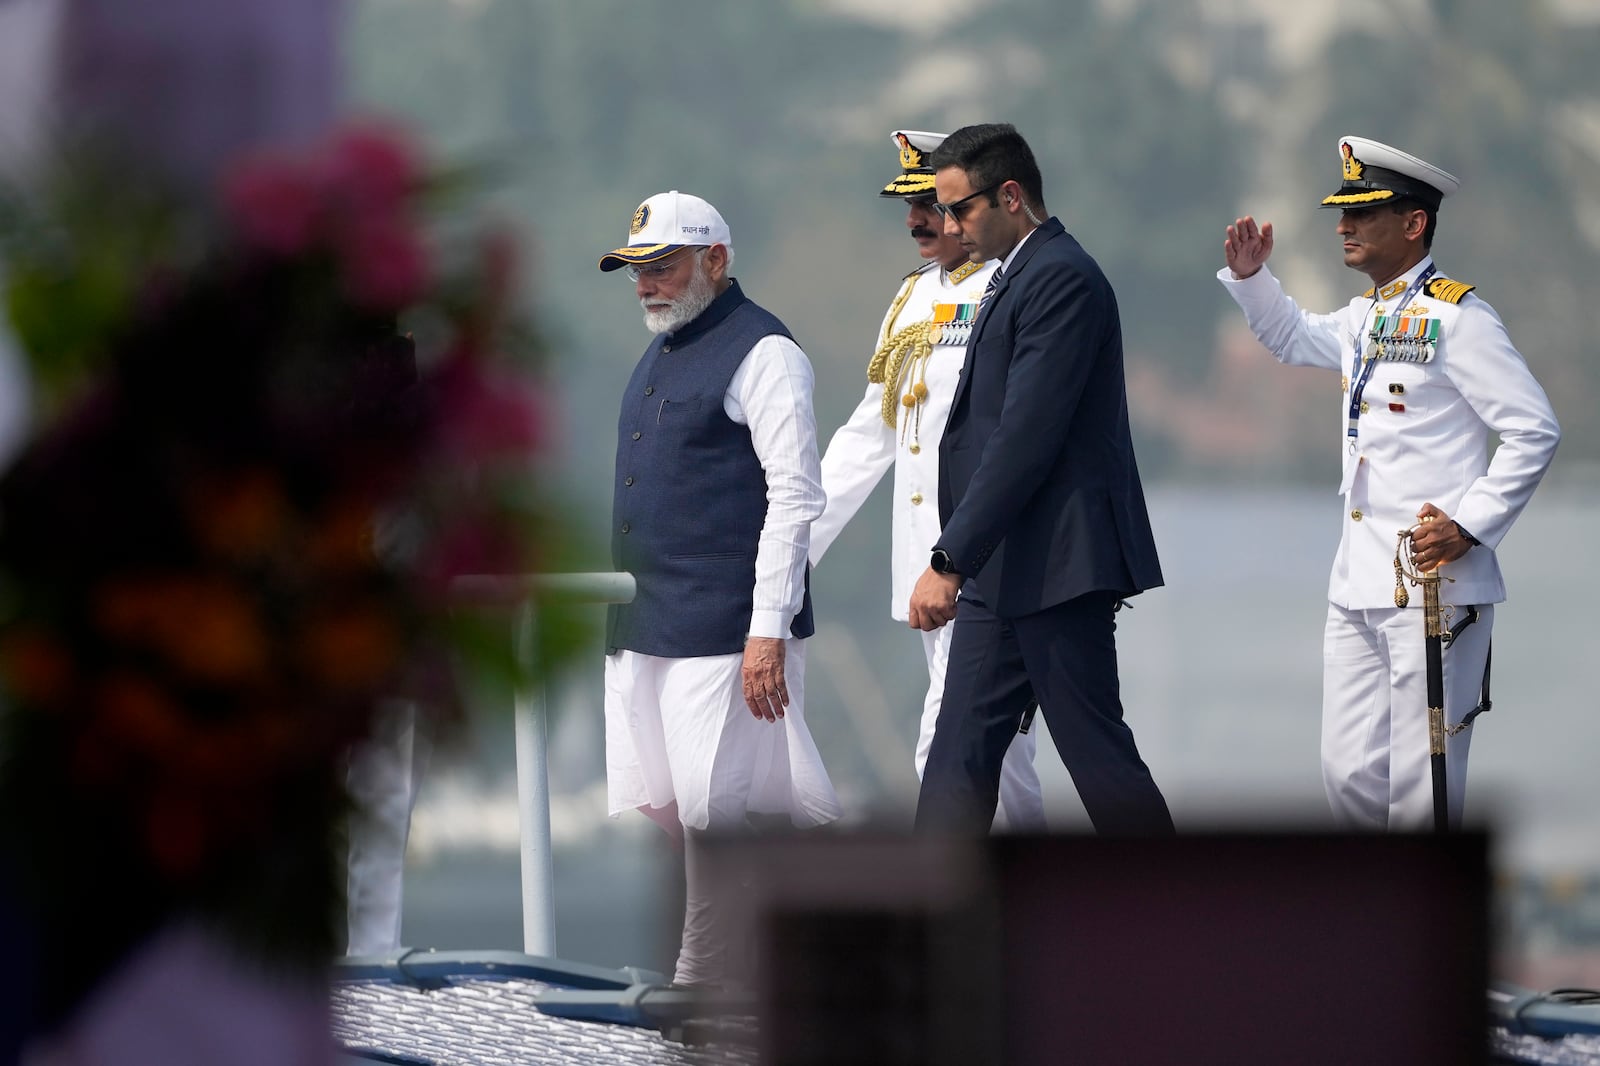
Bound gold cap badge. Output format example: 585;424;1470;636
898;133;923;171
1341;142;1364;181
630;203;650;235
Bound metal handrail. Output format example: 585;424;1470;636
451;572;636;956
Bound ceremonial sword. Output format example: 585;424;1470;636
1394;518;1449;832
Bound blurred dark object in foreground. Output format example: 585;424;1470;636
700;830;1488;1066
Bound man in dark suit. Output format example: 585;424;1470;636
909;123;1173;835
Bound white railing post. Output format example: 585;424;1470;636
453;571;636;958
510;599;555;957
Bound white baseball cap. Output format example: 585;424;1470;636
598;190;733;272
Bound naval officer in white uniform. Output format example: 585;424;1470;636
811;130;1044;830
1219;136;1559;830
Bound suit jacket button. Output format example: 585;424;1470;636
632;431;642;440
1350;509;1363;522
620;522;631;533
624;476;635;486
644;386;655;396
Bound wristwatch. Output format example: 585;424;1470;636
930;548;961;576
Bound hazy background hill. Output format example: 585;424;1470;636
347;0;1600;498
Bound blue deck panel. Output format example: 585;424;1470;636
1491;984;1600;1065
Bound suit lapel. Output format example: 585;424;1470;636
950;218;1065;417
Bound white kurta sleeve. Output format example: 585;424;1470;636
725;334;825;639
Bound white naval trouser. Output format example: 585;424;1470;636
916;622;1046;832
345;700;431;956
1321;602;1493;831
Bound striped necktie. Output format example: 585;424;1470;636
978;267;1003;311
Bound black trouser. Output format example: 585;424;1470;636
916;588;1174;835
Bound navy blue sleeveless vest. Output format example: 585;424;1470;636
607;280;815;657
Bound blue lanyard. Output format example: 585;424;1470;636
1347;263;1434;450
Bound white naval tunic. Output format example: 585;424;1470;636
812;260;1045;830
1219;258;1559;828
604;334;841;832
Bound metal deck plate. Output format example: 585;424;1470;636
331;954;757;1066
1492;1031;1600;1066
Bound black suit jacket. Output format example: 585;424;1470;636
936;217;1162;616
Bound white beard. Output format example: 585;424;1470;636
641;263;717;335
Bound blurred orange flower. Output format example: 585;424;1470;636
186;469;291;562
95;576;270;686
298;603;402;692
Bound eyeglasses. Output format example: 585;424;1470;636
624;248;702;282
933;182;1002;222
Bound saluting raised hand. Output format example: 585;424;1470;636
1224;215;1274;279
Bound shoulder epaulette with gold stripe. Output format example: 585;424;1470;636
948;260;982;284
903;261;937;281
1424;277;1475;304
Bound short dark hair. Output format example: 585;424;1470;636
928;123;1045;211
1388;198;1438;250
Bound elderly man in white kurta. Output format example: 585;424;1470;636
1220;136;1559;830
811;131;1044;830
599;191;841;987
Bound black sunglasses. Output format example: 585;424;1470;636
934;182;1002;222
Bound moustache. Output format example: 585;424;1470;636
911;227;938;240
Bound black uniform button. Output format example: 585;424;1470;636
621;522;631;533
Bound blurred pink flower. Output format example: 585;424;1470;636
317;122;418;224
220;154;321;257
337;218;431;311
432;351;544;461
224;124;428;308
415;512;528;593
